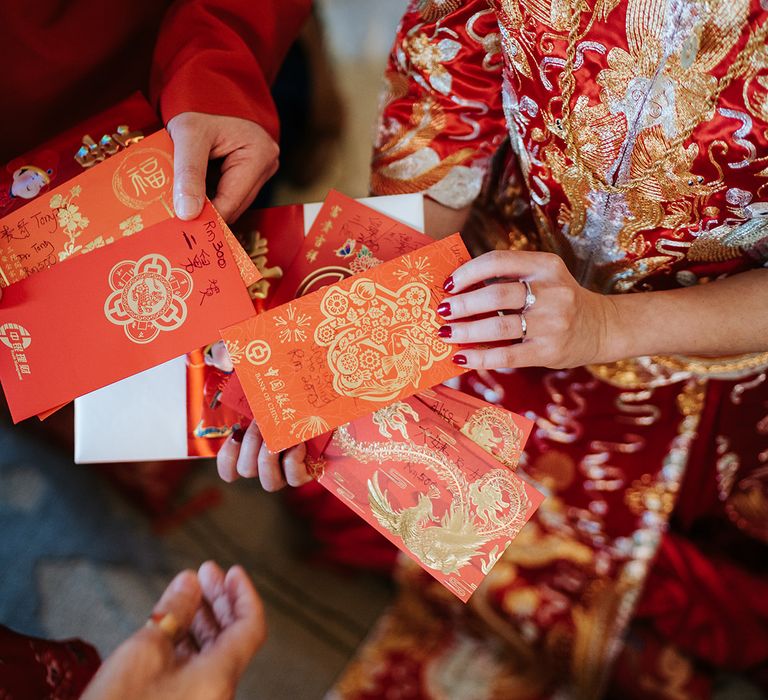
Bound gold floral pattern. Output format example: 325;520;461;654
314;278;450;402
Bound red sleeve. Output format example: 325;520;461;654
371;2;507;209
150;0;312;140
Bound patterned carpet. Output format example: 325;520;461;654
0;424;393;699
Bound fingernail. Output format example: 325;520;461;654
437;301;451;317
452;354;467;366
175;194;202;219
232;428;245;443
443;276;455;292
437;325;452;338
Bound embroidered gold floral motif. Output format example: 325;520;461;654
725;465;768;542
588;353;768;390
314;277;450;402
417;0;463;22
625;473;677;517
404;32;462;95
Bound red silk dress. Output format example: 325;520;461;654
323;1;768;697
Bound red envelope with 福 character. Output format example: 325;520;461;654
0;129;259;289
0;202;257;423
220;232;471;452
306;393;543;602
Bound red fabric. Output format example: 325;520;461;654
0;0;310;162
636;533;768;671
0;625;100;699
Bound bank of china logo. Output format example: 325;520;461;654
245;340;271;365
104;254;193;344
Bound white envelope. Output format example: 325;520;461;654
74;194;425;463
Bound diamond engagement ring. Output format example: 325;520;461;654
521;280;536;314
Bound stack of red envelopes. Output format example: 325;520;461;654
219;191;544;601
0;126;259;423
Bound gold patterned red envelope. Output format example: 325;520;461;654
0;129;259;288
415;384;534;470
220;232;471;452
308;395;543;602
269;190;433;307
0;202;256;423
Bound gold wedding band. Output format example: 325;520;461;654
146;611;180;640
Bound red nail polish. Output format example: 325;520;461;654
232;428;245;443
437;325;452;338
452;354;467;366
436;301;451;317
443;275;455;292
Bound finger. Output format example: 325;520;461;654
199;565;265;680
452;342;539;370
193;561;226;651
437;282;527;320
168;115;211;220
212;145;278;223
198;561;233;629
175;634;199;663
216;428;245;483
445;250;563;293
258;442;287;492
439;313;524;344
282;443;311;487
135;569;202;662
235;421;263;478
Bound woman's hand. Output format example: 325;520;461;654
216;421;312;491
438;250;618;370
81;562;265;700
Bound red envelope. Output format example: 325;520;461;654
0;92;160;220
0;129;260;289
414;385;534;471
221;232;471;452
270;190;432;306
0;202;256;423
309;396;544;601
